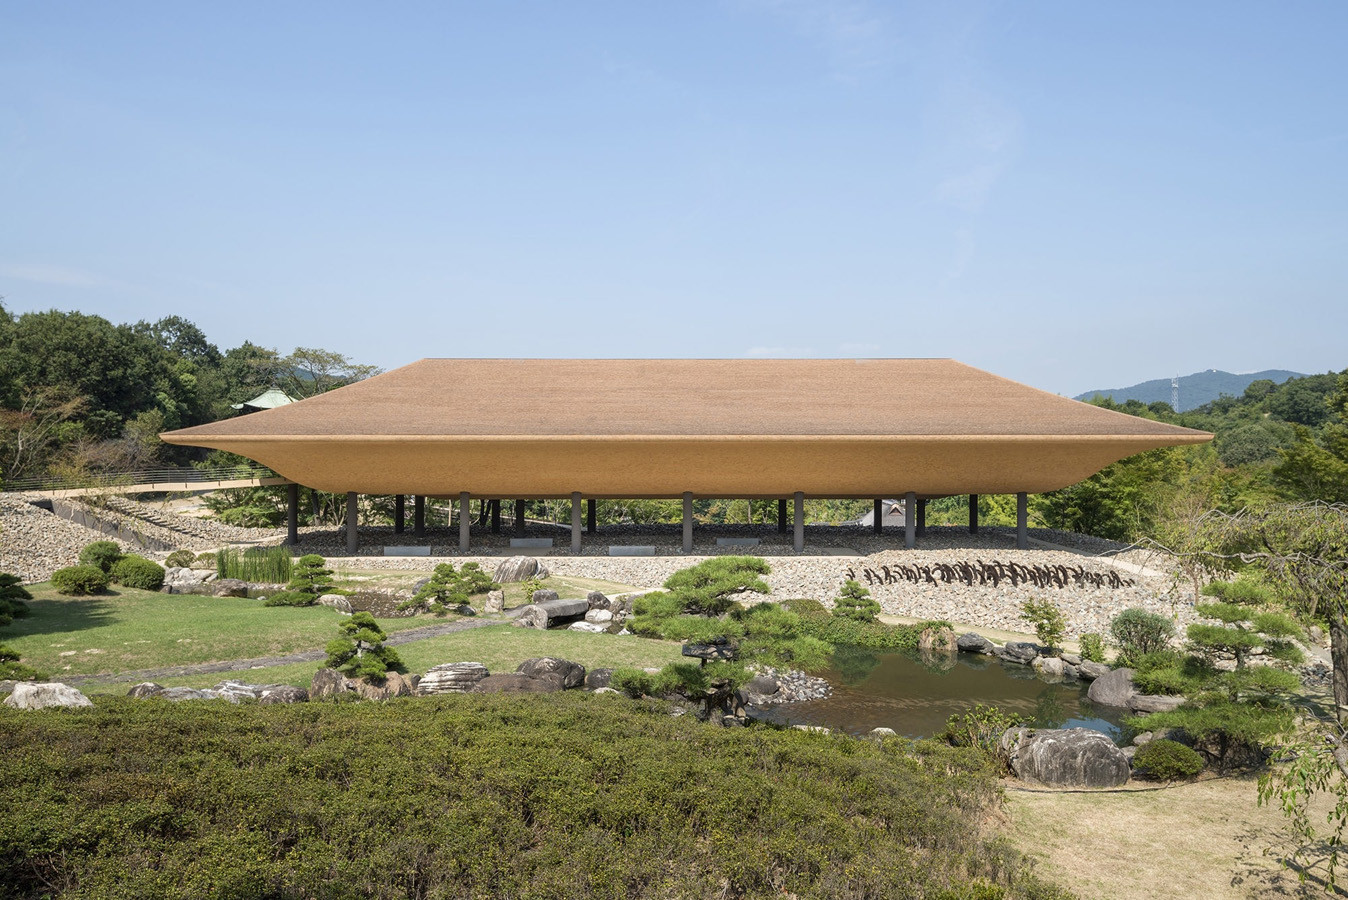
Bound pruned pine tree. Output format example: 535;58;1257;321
324;612;402;680
831;579;881;623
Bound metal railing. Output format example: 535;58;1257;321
2;465;279;493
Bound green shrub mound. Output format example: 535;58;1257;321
0;694;1071;900
50;565;109;596
1132;739;1204;781
0;643;43;681
77;540;123;573
109;554;166;591
399;562;497;615
1109;608;1175;664
830;579;881;623
164;550;196;569
1078;632;1106;663
784;597;939;651
0;573;33;627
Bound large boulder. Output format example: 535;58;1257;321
919;626;958;653
997;641;1039;665
513;598;589;629
1032;656;1066;679
211;578;250;598
212;680;309;703
1076;661;1111;681
4;682;93;710
484;590;505;614
1086;667;1137;708
585;668;614;690
568;621;608;633
517;657;586;689
584;608;613;624
493;556;549;583
473;673;567;693
157;686;238;702
1129;693;1184;713
956;632;995;655
419;662;490;695
311;667;356;700
127;681;165;699
317;594;353;614
353;671;415;701
1000;727;1131;788
531;589;560;604
162;566;208;595
586;591;611;610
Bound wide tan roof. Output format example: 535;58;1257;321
165;358;1206;440
160;359;1211;498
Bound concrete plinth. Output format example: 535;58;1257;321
610;545;655;557
511;537;553;549
905;491;916;549
459;492;471;553
682;491;693;553
793;491;804;552
345;491;359;554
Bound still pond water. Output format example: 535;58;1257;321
756;646;1129;741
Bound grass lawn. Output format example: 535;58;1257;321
97;625;688;694
5;584;426;680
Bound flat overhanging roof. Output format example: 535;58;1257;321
161;358;1211;498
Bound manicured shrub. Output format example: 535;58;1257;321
288;554;335;595
0;643;42;681
263;590;318;607
51;564;109;596
324;612;403;680
1109;608;1175;663
661;555;770;615
1132;739;1204;781
165;550;196;568
0;694;1065;899
1020;597;1066;651
0;573;33;627
831;579;881;623
109;554;166;591
940;703;1029;757
1078;632;1106;663
399;562;497;615
78;540;124;573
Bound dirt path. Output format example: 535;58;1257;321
63;611;525;687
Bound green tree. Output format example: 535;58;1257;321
324;612;403;680
1189;578;1304;670
0;573;32;627
831;579;880;623
1019;598;1067;652
400;562;497;616
660;555;770;615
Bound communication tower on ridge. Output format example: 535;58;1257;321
1171;376;1180;412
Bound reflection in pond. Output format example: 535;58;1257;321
754;646;1128;741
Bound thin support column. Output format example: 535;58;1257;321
393;494;405;534
777;498;788;533
916;499;927;537
682;491;694;554
1016;492;1028;550
414;495;425;537
904;491;916;550
459;492;471;553
515;499;526;534
490;499;501;534
587;498;596;534
793;492;805;552
571;492;582;554
968;494;979;535
873;499;883;535
287;483;299;546
345;491;359;554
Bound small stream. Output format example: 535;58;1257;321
754;646;1130;741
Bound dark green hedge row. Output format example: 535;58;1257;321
0;694;1072;900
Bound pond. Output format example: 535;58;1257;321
754;646;1131;742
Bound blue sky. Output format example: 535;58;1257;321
3;1;1345;396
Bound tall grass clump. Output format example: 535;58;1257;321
216;545;293;584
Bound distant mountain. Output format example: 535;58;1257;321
1075;369;1305;412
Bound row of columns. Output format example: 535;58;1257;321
287;490;1030;555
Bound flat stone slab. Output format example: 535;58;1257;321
715;537;760;547
609;546;656;557
384;546;432;557
511;538;554;549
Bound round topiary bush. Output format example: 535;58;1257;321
78;541;124;573
51;565;110;596
1133;738;1204;781
165;550;196;569
109;555;166;591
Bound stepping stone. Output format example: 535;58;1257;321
609;546;656;557
511;538;554;549
384;546;431;556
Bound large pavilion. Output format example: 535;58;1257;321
160;358;1212;553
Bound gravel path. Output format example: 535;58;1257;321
63;609;526;688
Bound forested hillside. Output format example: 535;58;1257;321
0;303;377;486
1075;368;1305;411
